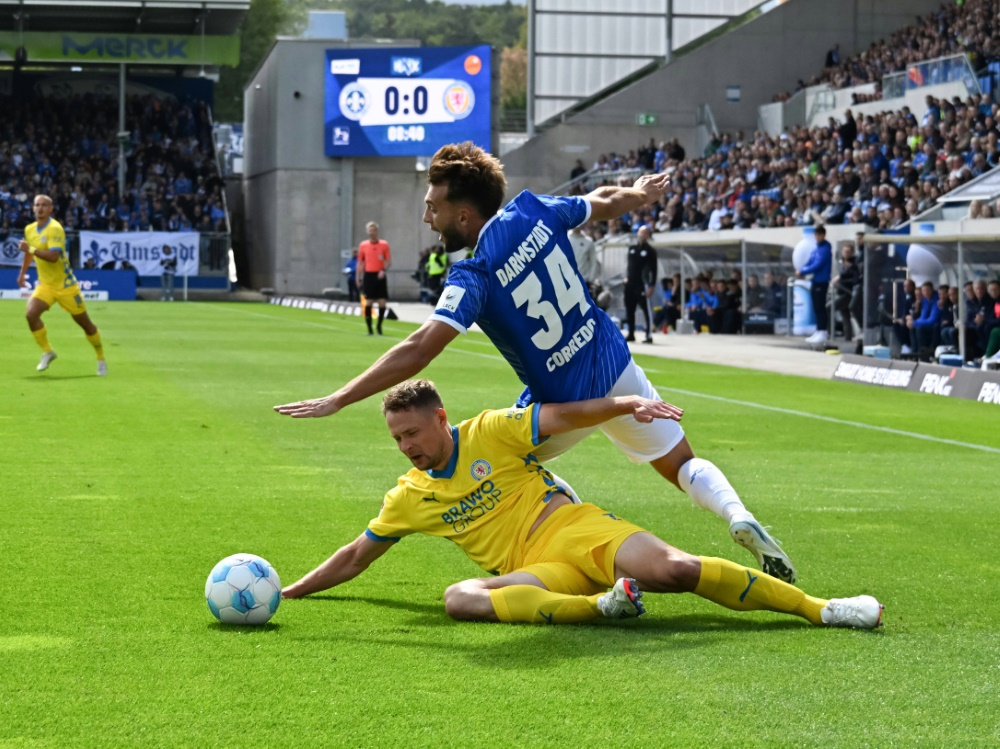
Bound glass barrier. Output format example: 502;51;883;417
882;53;980;100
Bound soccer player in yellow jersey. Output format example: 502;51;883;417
16;195;107;375
282;380;884;630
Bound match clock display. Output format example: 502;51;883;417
325;45;491;157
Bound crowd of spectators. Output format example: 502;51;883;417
563;0;1000;246
773;0;1000;102
0;92;226;239
891;277;1000;361
645;268;790;337
571;91;1000;245
559;2;1000;347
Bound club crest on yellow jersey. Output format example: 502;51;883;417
470;459;492;480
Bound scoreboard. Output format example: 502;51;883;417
324;45;492;158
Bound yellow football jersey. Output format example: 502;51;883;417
367;404;569;575
25;218;76;289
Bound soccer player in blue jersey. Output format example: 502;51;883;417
276;142;796;583
281;380;883;629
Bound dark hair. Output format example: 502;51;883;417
428;142;507;219
381;379;444;416
814;224;826;235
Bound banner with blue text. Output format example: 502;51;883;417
80;232;199;276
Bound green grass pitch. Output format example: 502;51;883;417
1;300;998;748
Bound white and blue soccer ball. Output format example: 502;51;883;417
205;553;282;625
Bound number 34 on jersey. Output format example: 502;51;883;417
494;220;591;351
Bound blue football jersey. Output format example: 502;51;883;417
431;190;631;405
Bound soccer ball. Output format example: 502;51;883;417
205;553;282;625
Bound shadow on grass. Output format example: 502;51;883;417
22;375;98;381
289;597;828;667
297;594;442;617
206;621;283;633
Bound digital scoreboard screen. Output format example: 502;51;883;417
324;45;492;157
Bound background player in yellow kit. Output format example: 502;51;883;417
16;195;107;375
282;380;883;630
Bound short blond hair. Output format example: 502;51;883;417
366;221;379;231
381;379;443;416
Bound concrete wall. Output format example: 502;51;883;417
243;38;433;296
505;0;943;195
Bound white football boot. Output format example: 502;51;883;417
729;519;797;584
821;595;884;629
37;351;58;371
597;578;646;619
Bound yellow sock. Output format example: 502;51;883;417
32;326;52;353
490;585;604;624
85;331;105;360
694;557;826;625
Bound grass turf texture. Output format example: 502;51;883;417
2;300;998;748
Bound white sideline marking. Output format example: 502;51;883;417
220;304;1000;455
657;385;1000;455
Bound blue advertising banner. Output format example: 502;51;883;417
0;268;137;300
324;45;491;157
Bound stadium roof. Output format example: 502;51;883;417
0;0;249;36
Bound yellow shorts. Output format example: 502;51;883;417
515;503;647;596
32;284;87;316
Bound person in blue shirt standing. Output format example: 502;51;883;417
343;249;359;302
276;142;796;583
797;225;833;345
907;281;941;360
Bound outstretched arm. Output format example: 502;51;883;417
585;172;671;223
274;319;459;417
537;395;683;439
281;532;395;599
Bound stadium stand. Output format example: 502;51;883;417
0;93;224;235
557;0;1000;346
774;0;1000;100
567;0;1000;239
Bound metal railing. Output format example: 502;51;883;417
552;166;649;196
696;103;718;159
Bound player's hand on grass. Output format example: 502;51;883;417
629;396;683;424
273;395;341;418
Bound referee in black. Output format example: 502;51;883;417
625;225;658;343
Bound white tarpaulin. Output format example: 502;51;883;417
79;231;199;276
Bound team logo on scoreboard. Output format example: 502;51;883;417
470;459;492;480
443;81;475;120
391;56;422;76
339;82;369;121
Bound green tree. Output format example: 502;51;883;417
500;46;526;110
216;0;527;124
215;0;300;121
